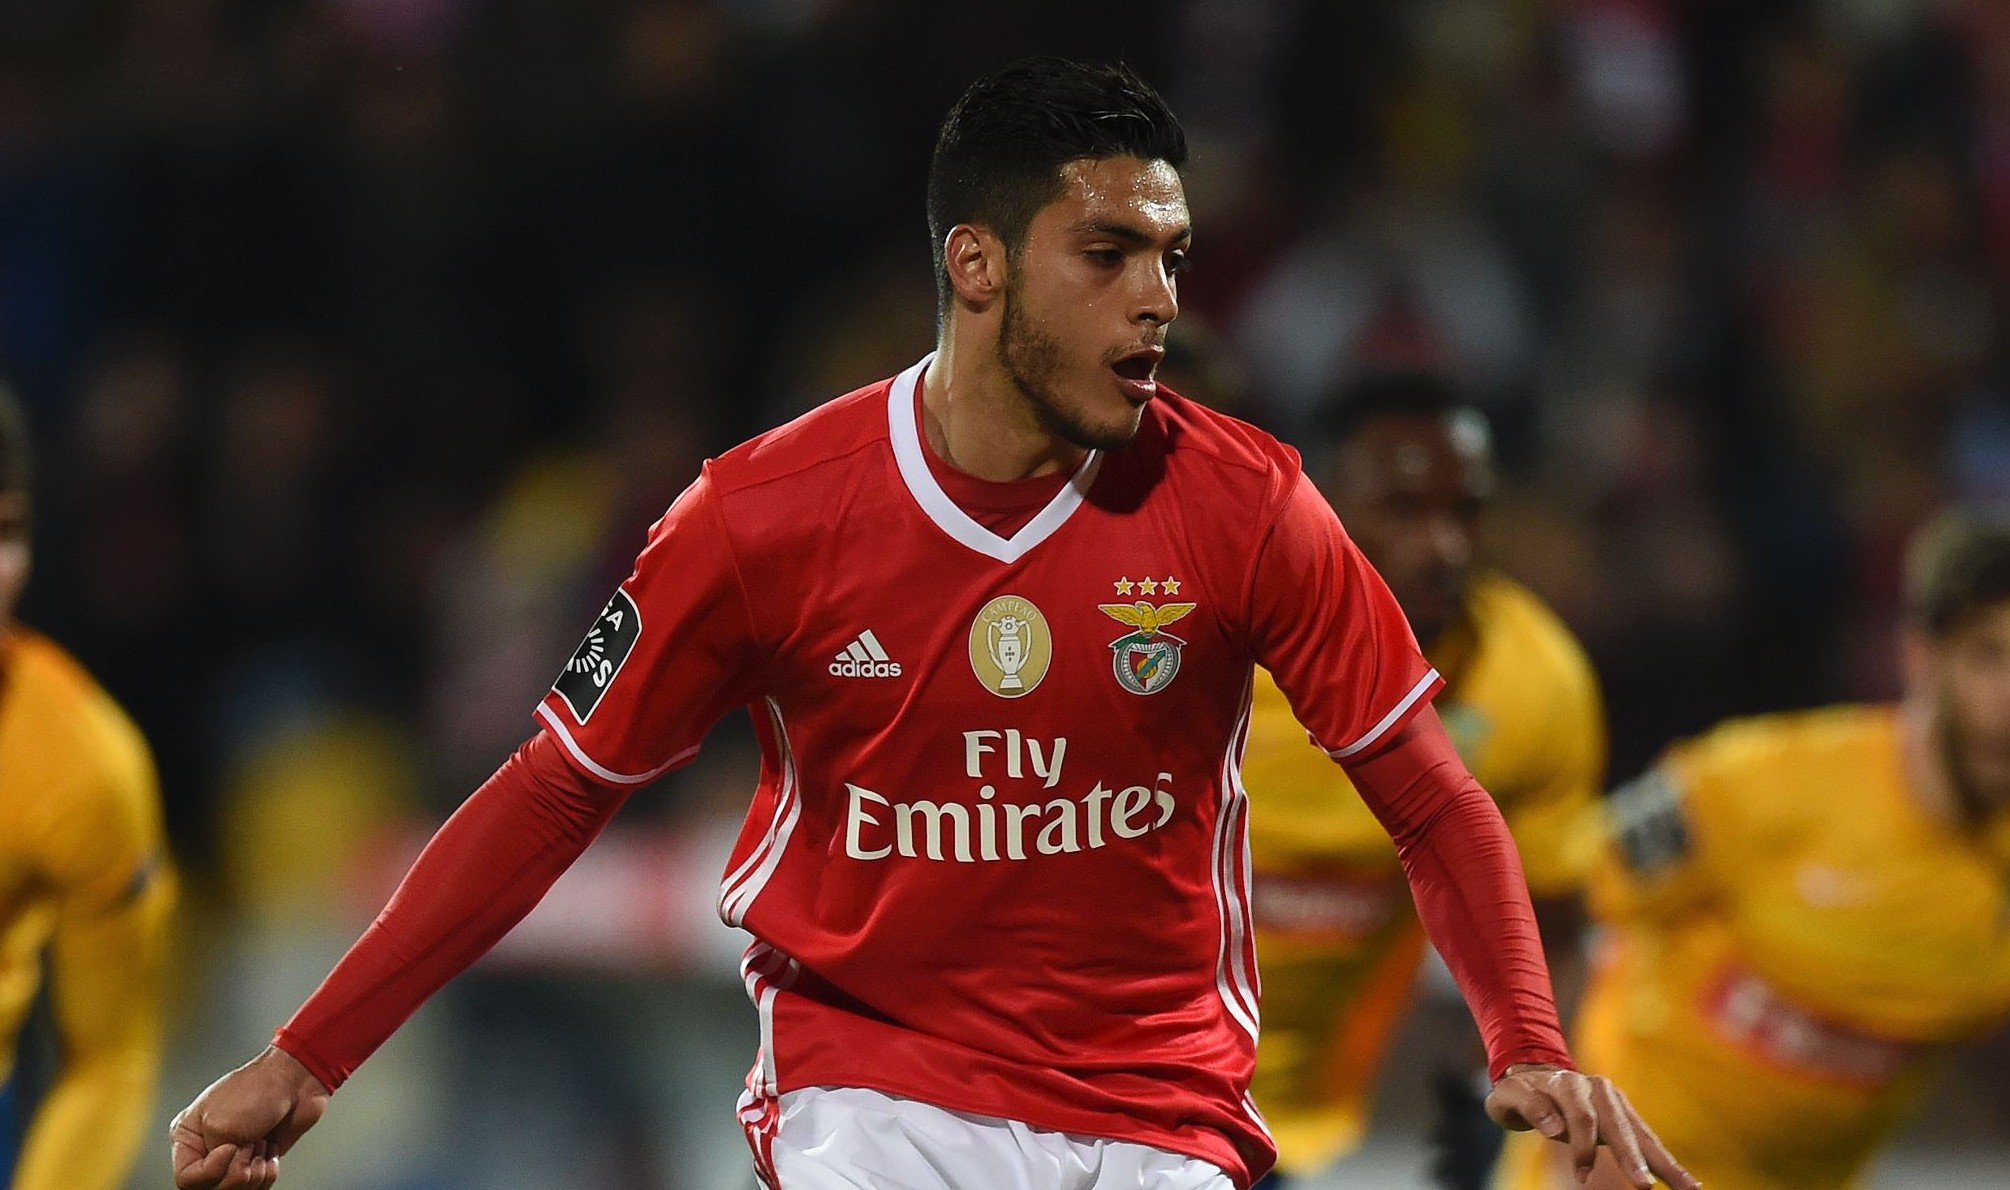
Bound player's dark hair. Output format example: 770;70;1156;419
1311;371;1482;449
1907;508;2010;637
927;58;1187;310
0;385;29;499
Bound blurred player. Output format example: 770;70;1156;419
1244;375;1604;1189
1501;506;2010;1190
0;389;175;1189
171;59;1694;1190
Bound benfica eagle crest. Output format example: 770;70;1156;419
1098;599;1196;695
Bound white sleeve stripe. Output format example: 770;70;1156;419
1322;668;1443;759
535;702;695;785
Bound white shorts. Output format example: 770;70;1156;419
745;1084;1237;1190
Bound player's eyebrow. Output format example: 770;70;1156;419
1070;219;1193;247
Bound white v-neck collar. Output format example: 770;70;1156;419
886;353;1102;564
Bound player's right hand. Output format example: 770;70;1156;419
170;1045;331;1190
1487;1064;1700;1190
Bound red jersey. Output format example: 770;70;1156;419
533;356;1441;1182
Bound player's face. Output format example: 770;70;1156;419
0;490;27;627
1323;414;1493;646
999;156;1189;451
1930;601;2010;815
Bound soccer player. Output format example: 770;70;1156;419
1242;376;1604;1188
0;389;175;1190
170;59;1695;1190
1500;506;2010;1190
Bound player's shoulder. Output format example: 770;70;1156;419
1650;706;1896;856
704;377;895;498
1148;388;1299;474
1679;704;1895;781
6;629;122;726
1132;389;1302;508
0;629;155;799
1467;573;1595;689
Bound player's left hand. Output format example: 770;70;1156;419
1485;1063;1699;1189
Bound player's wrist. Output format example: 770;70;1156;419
258;1041;334;1097
1497;1061;1564;1082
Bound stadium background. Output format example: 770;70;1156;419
3;0;2009;1185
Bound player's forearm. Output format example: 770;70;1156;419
275;731;629;1090
19;871;174;1190
12;1049;159;1190
1344;709;1572;1078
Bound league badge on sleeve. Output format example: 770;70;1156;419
1100;580;1194;695
553;589;642;722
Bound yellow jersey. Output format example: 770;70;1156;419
0;629;173;1190
1244;573;1605;1174
1500;705;2010;1190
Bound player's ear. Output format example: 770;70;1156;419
944;224;1006;309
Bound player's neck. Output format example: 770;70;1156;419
921;337;1089;483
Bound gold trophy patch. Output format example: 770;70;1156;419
969;594;1052;699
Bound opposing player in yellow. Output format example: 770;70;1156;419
1501;507;2010;1190
0;390;174;1189
1245;374;1605;1187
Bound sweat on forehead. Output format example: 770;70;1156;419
1050;159;1191;238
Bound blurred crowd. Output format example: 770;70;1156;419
4;0;2010;1186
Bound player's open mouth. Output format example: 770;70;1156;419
1111;347;1163;401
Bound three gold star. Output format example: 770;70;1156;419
1112;576;1183;596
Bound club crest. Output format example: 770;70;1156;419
1098;597;1196;695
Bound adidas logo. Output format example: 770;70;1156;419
829;629;903;678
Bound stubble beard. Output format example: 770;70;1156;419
997;283;1142;453
1937;705;2010;826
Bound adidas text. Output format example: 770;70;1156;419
830;658;903;678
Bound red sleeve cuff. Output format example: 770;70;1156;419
1491;1050;1577;1082
272;1029;345;1094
